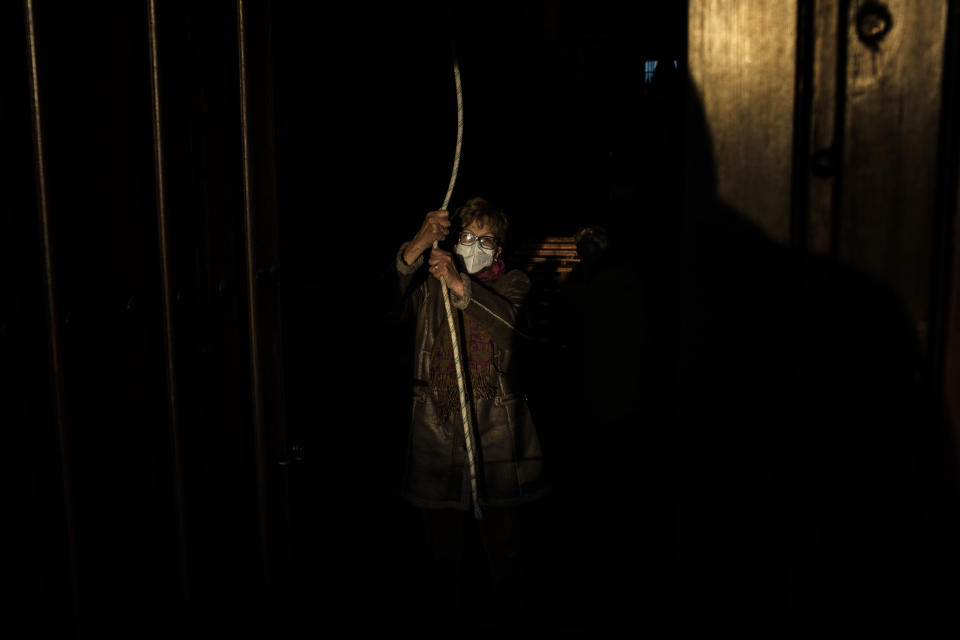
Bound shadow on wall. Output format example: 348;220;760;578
526;66;960;637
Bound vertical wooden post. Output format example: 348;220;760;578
147;1;192;636
23;0;80;635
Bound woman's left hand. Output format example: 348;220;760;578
428;248;463;297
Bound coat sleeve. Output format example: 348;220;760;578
396;242;427;321
448;270;531;348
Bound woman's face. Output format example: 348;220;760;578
458;219;502;261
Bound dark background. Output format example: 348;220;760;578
2;1;960;638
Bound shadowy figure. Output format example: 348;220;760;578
524;221;662;632
522;64;960;638
667;71;960;639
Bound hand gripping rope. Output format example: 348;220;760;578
435;56;482;520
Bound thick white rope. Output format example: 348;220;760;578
435;57;482;520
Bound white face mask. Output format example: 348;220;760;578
455;242;495;274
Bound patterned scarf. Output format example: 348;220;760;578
429;259;505;424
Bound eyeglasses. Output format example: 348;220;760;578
459;231;498;251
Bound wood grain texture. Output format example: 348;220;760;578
839;0;948;337
689;0;798;243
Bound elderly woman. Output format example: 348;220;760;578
395;197;547;635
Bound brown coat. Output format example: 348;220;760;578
396;243;547;510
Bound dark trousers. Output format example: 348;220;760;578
419;505;530;638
